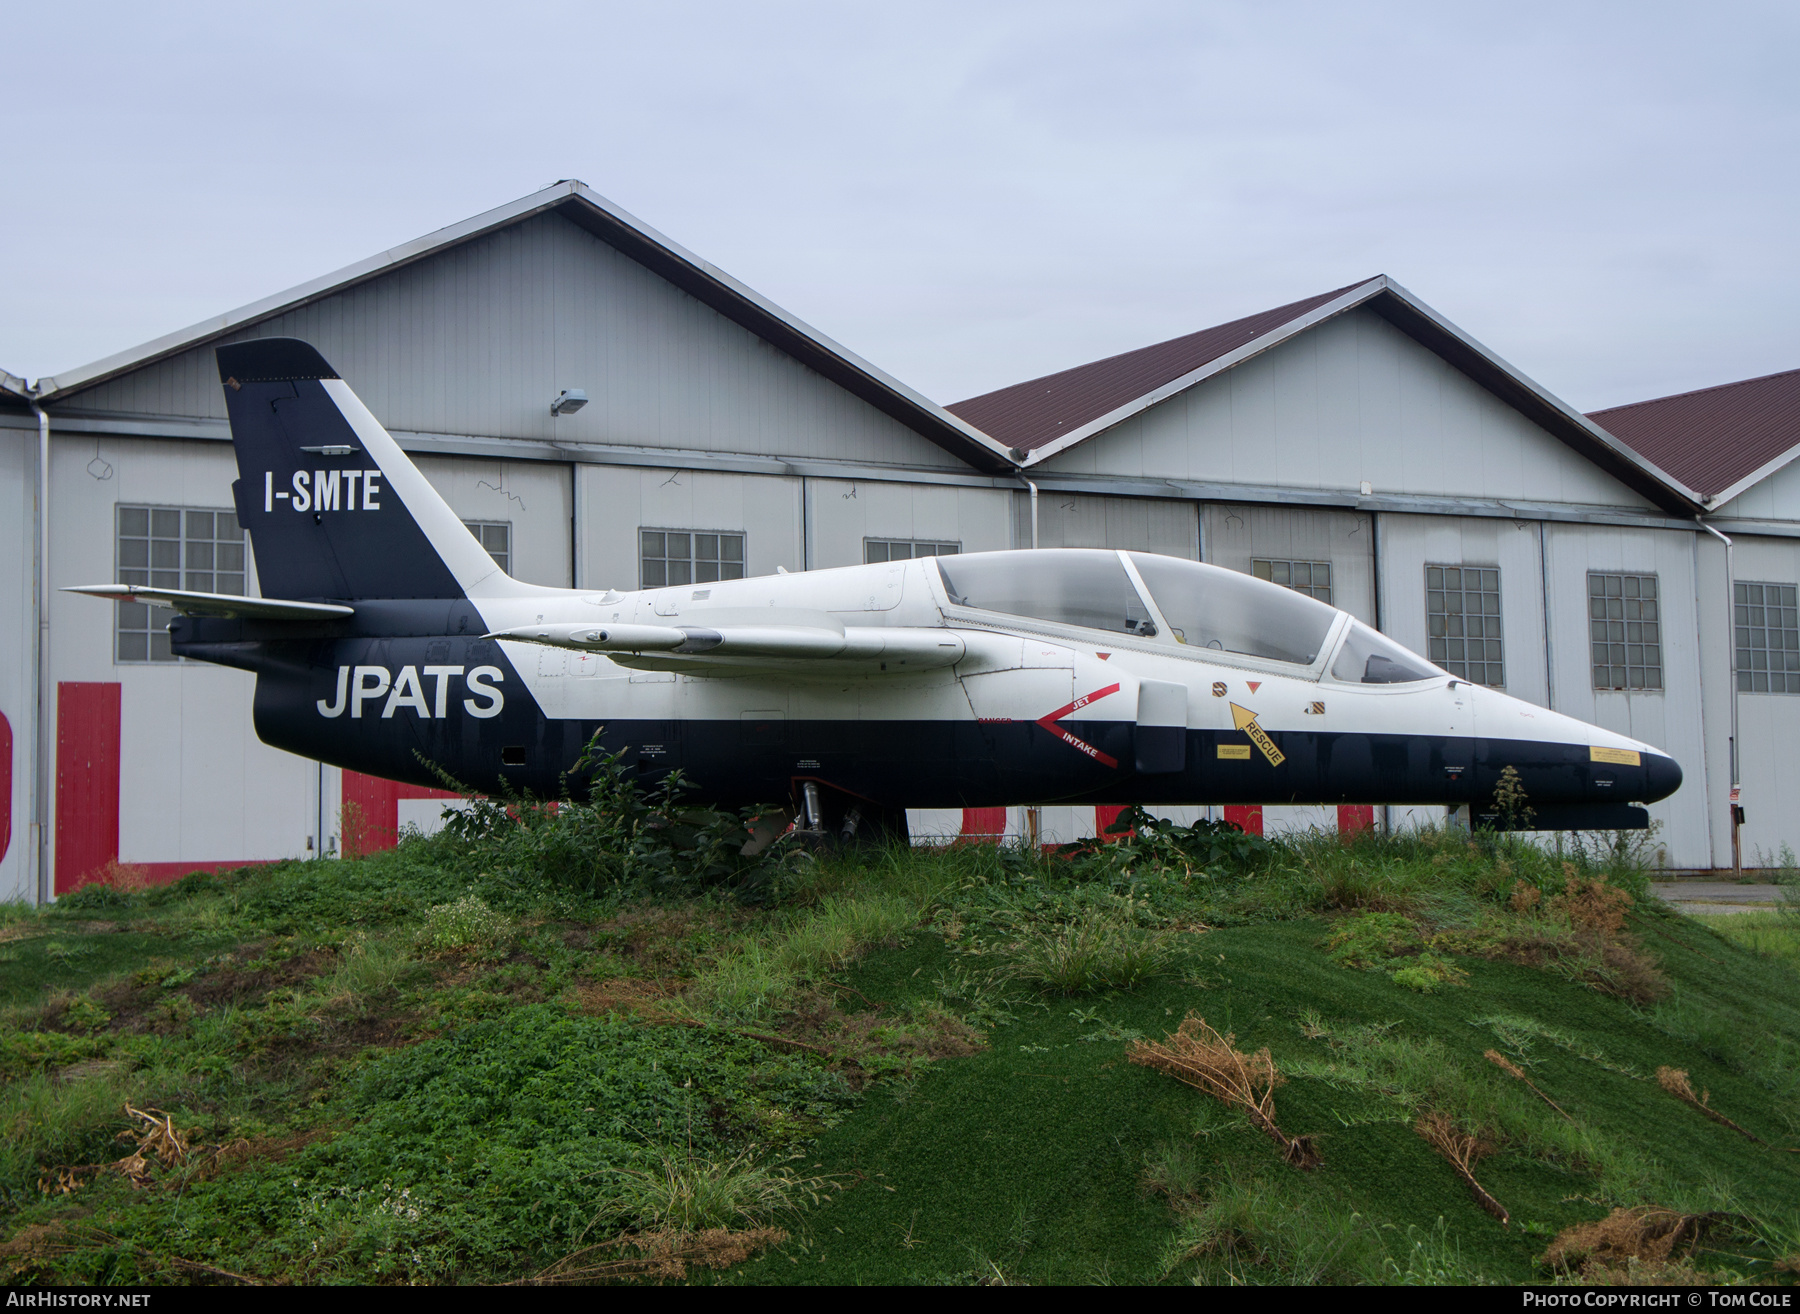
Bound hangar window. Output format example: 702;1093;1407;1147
641;530;745;587
1251;558;1333;604
1589;573;1662;690
937;549;1159;637
866;539;959;563
1735;581;1800;693
463;521;511;575
1426;565;1504;686
1130;552;1337;664
115;505;245;663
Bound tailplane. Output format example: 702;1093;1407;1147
217;338;517;601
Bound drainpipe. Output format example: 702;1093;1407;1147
1020;470;1040;843
28;399;50;905
1538;521;1555;710
1700;521;1739;878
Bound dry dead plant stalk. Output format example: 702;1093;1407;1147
113;1104;191;1187
1540;1207;1729;1276
1128;1013;1320;1169
1484;1049;1574;1121
515;1227;788;1283
1655;1067;1764;1143
1416;1112;1509;1225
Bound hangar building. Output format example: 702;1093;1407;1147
4;180;1796;900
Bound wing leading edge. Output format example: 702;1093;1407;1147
486;622;965;675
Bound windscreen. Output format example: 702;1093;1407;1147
1329;621;1440;684
936;550;1158;636
1128;553;1338;665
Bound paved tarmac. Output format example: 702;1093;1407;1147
1651;881;1787;916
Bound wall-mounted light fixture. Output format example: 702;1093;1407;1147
550;389;589;416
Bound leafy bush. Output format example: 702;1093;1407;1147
423;736;798;898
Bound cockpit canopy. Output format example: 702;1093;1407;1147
934;549;1442;683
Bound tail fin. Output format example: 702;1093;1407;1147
217;338;509;601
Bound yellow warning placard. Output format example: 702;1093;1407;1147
1217;744;1251;760
1229;703;1286;767
1590;746;1641;766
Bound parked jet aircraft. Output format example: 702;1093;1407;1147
70;338;1681;842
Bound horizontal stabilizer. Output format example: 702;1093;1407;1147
65;584;354;621
488;622;966;672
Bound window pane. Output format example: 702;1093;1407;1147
940;549;1159;638
1734;578;1800;695
1331;620;1438;683
186;511;214;538
865;541;889;563
1132;552;1336;661
151;509;181;537
1426;564;1503;686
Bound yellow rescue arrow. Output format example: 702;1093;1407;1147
1229;702;1286;767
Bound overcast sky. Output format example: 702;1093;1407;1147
4;0;1795;411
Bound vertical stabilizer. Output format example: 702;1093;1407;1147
216;338;510;601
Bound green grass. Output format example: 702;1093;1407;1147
2;797;1797;1286
1692;912;1800;971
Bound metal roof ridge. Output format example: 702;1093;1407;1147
29;182;1015;469
950;277;1379;411
1587;365;1800;418
554;185;1013;464
1373;278;1705;512
1017;274;1705;515
1699;440;1800;510
1017;277;1389;465
35;182;585;400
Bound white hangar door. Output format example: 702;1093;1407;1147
1204;503;1377;838
415;455;575;587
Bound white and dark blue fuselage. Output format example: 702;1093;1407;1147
73;339;1683;832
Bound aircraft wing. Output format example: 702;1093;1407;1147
64;584;354;621
486;622;965;675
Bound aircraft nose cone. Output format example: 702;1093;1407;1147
1644;752;1682;803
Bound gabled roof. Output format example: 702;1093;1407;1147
948;281;1367;451
949;275;1706;516
34;181;1016;475
1587;368;1800;508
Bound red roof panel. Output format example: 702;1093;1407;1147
1587;368;1800;501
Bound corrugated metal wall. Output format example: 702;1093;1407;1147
58;213;958;469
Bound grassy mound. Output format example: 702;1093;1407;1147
2;786;1797;1285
